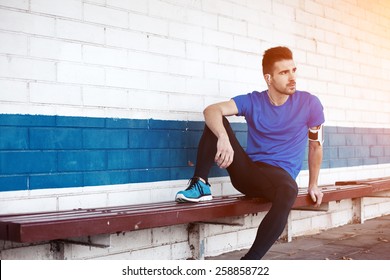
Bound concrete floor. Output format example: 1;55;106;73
207;214;390;260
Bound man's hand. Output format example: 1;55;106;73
308;185;323;207
214;134;234;169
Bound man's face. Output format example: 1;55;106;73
267;59;297;95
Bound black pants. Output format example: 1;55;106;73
194;117;298;259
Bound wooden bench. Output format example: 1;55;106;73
1;177;390;259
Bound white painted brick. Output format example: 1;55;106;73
0;32;28;55
318;68;336;82
230;2;261;24
204;62;236;81
56;19;105;44
324;30;343;46
105;68;148;90
203;0;234;17
30;0;82;19
57;62;105;85
149;72;186;93
129;13;168;36
298;64;318;79
111;229;153;250
150;185;181;203
149;36;186;57
186;9;218;29
152;227;174;246
315;16;335;33
30;82;82;106
168;92;204;112
247;0;272;12
186;77;219;96
295;10;315;28
293;49;307;65
218;49;262;69
0;80;28;102
171;241;191;260
272;2;295;20
0;244;57;260
233;35;261;54
0;0;29;9
128;51;168;72
164;0;202;9
0;9;55;36
205;231;238;256
186;42;218;62
106;0;148;13
30;37;82;62
169;22;202;42
128;244;172;260
106;28;148;51
149;0;187;22
126;90;169;111
326;56;344;72
0;56;56;81
82;86;128;108
304;0;325;17
271;30;296;49
218;16;247;35
219;81;254;98
83;45;128;68
203;28;233;48
0;196;57;214
331;209;353;227
235;68;262;84
85;0;105;4
84;3;128;28
247;24;273;41
334;21;352;37
58;193;108;211
168;57;203;77
237;228;256;248
291;215;312;235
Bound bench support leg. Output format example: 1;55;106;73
188;223;206;260
352;197;364;224
286;212;293;242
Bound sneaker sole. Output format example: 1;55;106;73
175;194;213;203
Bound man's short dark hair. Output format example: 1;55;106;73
262;46;293;75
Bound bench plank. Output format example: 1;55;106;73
1;177;390;243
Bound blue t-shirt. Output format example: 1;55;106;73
232;90;325;179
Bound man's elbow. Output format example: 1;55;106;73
309;141;323;152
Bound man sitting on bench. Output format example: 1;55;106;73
175;46;325;260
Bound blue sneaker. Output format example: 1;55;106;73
175;177;212;203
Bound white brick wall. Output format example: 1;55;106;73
0;0;388;126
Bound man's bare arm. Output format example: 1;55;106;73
307;129;323;207
203;100;239;169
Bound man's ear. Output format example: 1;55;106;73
265;74;271;84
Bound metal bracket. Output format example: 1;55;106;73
192;221;244;226
54;239;110;248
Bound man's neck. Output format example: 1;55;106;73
267;90;290;106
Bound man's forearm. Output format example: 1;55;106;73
203;104;228;139
308;143;323;188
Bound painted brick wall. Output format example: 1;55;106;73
0;114;247;191
1;0;388;124
0;1;390;199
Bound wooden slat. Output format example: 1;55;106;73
2;196;273;243
1;178;390;243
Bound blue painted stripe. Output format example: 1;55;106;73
0;114;389;191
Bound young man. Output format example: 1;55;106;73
175;46;325;260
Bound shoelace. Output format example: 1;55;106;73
185;177;208;195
